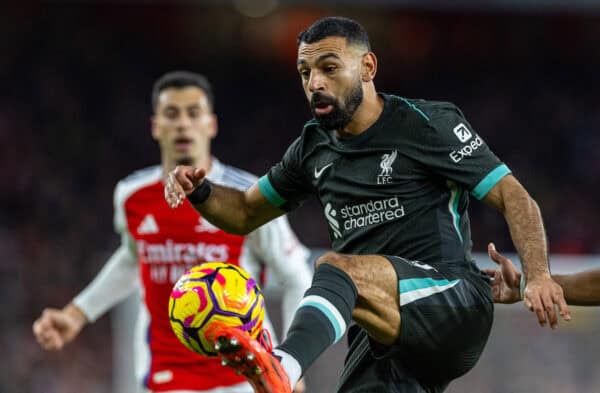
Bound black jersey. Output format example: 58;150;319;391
258;94;510;269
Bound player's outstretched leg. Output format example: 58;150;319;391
274;253;399;380
215;253;399;392
214;327;291;393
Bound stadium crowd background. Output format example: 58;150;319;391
2;2;600;392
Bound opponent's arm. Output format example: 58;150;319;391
483;243;522;304
553;271;600;306
71;241;139;321
486;244;600;306
483;174;571;328
165;166;284;235
32;302;88;351
33;242;139;350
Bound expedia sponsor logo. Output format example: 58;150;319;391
449;135;483;163
137;239;229;264
324;197;406;237
453;123;472;143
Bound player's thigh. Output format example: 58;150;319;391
322;254;493;389
315;253;401;345
386;256;494;381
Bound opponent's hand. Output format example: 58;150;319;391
32;304;87;351
164;165;207;208
293;377;306;393
523;274;571;329
482;243;522;304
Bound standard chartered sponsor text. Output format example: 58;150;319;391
340;196;405;230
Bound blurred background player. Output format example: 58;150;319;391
32;71;311;393
486;243;600;306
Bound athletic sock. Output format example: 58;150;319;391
276;263;358;386
272;349;302;390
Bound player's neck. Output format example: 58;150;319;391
194;155;213;174
337;87;383;138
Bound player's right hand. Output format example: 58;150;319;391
523;275;570;329
164;165;207;208
32;304;87;351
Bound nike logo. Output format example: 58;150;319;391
314;163;333;178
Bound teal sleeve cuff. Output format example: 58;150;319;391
471;164;512;200
257;175;287;207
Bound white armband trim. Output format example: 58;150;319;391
519;274;527;301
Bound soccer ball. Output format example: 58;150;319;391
168;262;265;357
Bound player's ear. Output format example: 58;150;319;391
208;113;218;139
151;115;160;141
361;51;377;82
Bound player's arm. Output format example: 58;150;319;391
553;270;600;306
482;175;571;327
33;180;139;351
71;239;139;321
167;135;310;235
32;302;88;351
166;166;284;235
486;245;600;306
33;241;139;350
411;106;570;327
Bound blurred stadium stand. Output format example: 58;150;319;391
2;2;600;393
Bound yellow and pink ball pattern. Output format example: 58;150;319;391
168;262;265;357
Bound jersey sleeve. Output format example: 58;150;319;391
72;181;139;322
244;215;312;335
258;136;312;211
407;106;511;200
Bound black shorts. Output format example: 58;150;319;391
336;256;494;393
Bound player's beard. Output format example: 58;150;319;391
310;80;363;131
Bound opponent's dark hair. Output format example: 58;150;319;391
151;71;214;111
297;16;371;50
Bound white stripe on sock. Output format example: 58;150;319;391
273;349;302;390
298;295;347;343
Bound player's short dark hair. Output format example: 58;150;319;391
152;71;214;111
297;17;371;50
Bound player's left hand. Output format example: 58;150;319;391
483;243;522;304
293;377;306;393
523;274;571;329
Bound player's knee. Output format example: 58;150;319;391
315;252;351;271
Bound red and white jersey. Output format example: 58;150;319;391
74;158;312;393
